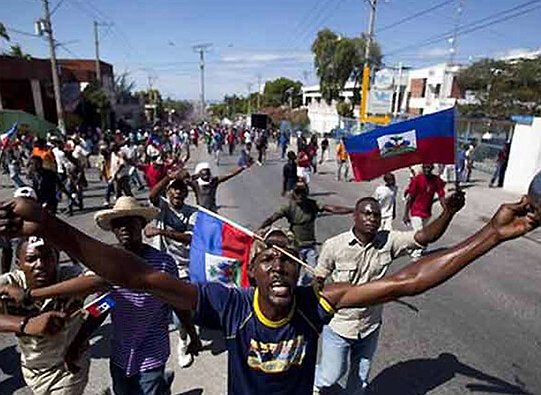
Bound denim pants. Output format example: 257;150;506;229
298;244;318;286
315;325;380;394
110;363;171;395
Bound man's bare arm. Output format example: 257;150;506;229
323;198;538;310
31;276;108;300
217;167;246;184
259;212;283;230
0;199;199;312
414;191;465;246
321;205;354;215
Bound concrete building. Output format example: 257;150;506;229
302;80;360;135
403;63;463;116
0;55;114;125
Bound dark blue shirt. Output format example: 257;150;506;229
196;283;334;395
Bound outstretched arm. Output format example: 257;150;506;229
0;199;199;312
323;197;538;310
148;174;171;207
321;204;354;215
414;191;465;246
217;166;246;184
259;212;284;230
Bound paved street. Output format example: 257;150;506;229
1;144;540;394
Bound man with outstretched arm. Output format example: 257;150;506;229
0;196;537;395
314;191;464;394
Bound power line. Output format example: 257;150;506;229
378;0;454;32
295;0;345;49
386;0;541;57
50;0;67;16
5;27;40;38
289;0;327;39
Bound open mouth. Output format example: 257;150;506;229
270;280;291;298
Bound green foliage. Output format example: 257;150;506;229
114;72;136;102
263;77;303;108
83;82;110;110
336;101;354;118
457;57;541;119
163;98;194;121
0;22;9;41
5;44;31;59
311;29;381;103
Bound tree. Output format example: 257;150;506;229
163;98;194;121
6;44;31;59
0;22;9;41
263;77;303;108
336;101;354;118
114;71;136;102
311;29;382;103
82;82;111;128
457;57;541;119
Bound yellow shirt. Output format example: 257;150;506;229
336;143;348;161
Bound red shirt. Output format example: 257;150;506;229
406;173;445;218
141;163;167;189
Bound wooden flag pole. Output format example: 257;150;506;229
196;206;316;274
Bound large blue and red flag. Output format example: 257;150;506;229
345;108;456;181
0;123;18;149
189;207;254;287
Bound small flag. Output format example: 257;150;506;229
0;123;18;147
190;207;254;287
345;108;456;181
84;292;115;318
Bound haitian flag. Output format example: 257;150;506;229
346;107;456;181
190;207;254;287
0;123;17;148
84;292;115;318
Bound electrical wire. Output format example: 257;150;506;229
385;0;541;57
378;0;454;32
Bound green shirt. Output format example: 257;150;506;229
276;199;323;247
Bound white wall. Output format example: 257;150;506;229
504;117;541;193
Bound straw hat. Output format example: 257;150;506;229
94;196;159;231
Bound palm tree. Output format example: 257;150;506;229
0;22;9;41
7;44;31;60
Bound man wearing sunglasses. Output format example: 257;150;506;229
0;195;537;395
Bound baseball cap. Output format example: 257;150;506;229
14;187;37;200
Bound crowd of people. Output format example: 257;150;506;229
0;121;537;395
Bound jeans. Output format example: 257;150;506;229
110;363;171;395
298;244;318;286
410;216;428;259
337;160;349;181
129;166;144;188
315;326;380;394
116;176;133;199
105;181;115;203
281;144;287;159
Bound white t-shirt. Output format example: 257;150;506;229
52;147;68;174
244;131;252;144
150;198;198;279
374;184;397;219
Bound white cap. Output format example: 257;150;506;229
194;162;211;175
14;187;37;200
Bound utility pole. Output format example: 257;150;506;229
40;0;65;132
247;83;253;116
363;0;377;63
257;73;262;111
193;43;212;120
94;21;101;86
393;62;403;117
359;0;389;125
